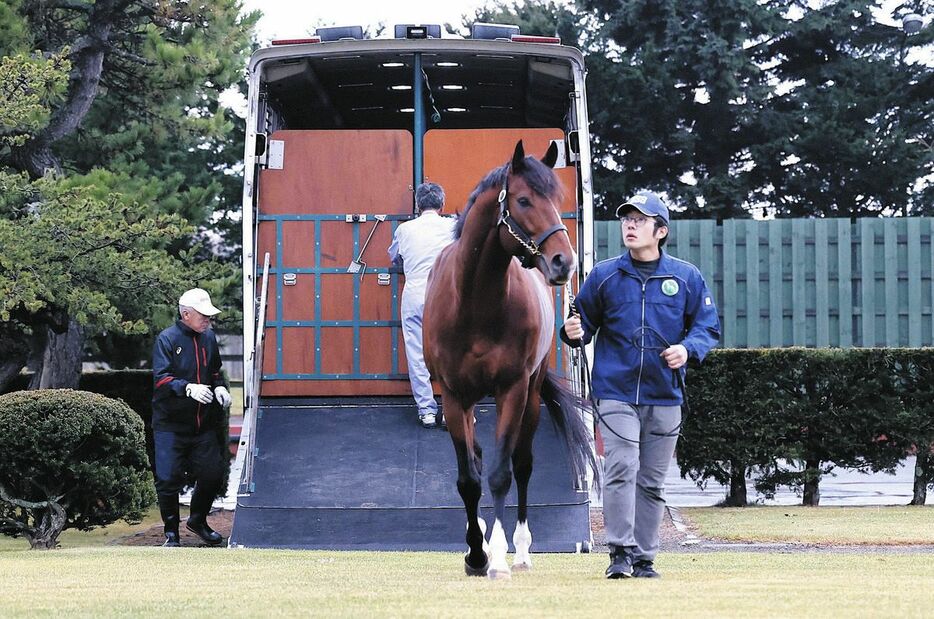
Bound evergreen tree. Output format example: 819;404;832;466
573;0;931;218
0;1;258;388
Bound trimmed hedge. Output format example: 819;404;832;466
680;348;934;505
0;390;155;549
2;370;231;500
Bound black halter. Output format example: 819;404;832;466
496;173;568;269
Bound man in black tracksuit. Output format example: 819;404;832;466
152;288;231;547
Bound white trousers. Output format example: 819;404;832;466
401;290;437;414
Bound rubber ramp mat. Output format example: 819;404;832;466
230;399;592;551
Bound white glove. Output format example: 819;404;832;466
214;386;232;409
185;383;214;404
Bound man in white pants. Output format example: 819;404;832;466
388;182;456;427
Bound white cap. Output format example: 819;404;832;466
178;288;221;316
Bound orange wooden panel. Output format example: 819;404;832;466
256;222;278;323
261;380;412;397
320;275;355;322
359;328;392;375
281;328;315;375
319;221;355;268
360;276;396;322
281;221;316;268
258;130;413;216
281;274;315;321
320;328;354;375
261;327;277;376
424;128;577;217
397;327;409;374
257;284;277;323
257;222;278;268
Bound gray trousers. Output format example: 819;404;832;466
598;400;681;562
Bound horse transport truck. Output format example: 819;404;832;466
229;23;597;552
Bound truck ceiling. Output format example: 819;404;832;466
256;43;580;131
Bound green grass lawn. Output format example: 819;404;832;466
0;547;933;617
684;505;934;544
3;506;933;616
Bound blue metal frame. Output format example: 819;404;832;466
259;212;577;380
413;53;424;187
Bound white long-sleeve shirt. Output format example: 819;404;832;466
387;210;457;299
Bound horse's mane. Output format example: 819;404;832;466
454;157;562;239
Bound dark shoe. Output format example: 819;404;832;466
632;560;661;578
158;493;181;547
186;517;223;546
605;548;633;579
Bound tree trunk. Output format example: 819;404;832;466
0;485;66;550
28;322;83;389
724;458;748;506
26;502;67;550
803;459;821;506
911;449;930;506
0;324;30;393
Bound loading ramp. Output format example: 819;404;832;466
230;398;592;552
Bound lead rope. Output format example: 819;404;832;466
565;290;685;445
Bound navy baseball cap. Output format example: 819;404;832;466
615;191;669;225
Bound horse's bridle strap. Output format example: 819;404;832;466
496;173;568;268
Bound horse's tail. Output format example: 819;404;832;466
541;370;600;491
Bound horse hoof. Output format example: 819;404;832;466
487;567;512;581
512;560;532;572
464;553;489;577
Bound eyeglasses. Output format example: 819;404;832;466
621;215;652;227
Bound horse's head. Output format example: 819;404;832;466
497;140;577;285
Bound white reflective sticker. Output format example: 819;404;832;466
705;297;712;305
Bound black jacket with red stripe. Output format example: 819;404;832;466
152;320;227;434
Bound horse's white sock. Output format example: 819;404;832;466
488;518;510;577
512;520;532;569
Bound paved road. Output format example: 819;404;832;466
589;456;930;507
664;456;931;507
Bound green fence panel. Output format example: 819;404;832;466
593;217;934;348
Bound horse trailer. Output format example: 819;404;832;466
231;23;597;552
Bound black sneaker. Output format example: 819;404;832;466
632;560;660;578
605;549;633;579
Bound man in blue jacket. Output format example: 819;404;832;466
152;288;231;547
562;191;720;579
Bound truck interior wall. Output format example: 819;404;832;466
256;127;578;398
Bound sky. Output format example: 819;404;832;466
240;0;495;43
241;0;921;42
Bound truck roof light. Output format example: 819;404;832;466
315;25;365;42
394;24;441;39
471;23;520;40
271;37;321;46
510;34;561;44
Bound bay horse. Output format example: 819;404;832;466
423;140;596;579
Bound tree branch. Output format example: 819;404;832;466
13;0;138;177
42;0;94;12
0;483;63;510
